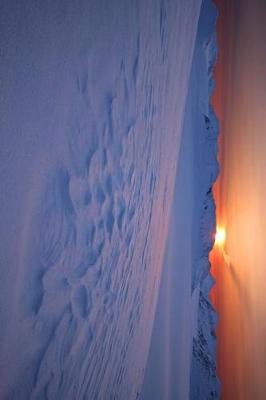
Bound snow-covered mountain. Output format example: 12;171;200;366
142;1;220;399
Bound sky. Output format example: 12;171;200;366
212;0;266;398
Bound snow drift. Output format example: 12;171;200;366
0;0;202;399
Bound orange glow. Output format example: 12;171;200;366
212;1;266;399
214;226;226;247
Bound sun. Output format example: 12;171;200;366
215;226;226;247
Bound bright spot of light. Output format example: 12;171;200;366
215;226;226;247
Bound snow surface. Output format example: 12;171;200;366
142;1;220;399
0;1;204;399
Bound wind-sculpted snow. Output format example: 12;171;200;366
0;0;201;399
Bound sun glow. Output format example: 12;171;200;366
215;226;226;247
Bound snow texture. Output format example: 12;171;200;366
0;1;202;399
